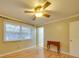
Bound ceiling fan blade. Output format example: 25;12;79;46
43;1;51;9
32;15;36;20
24;10;34;13
43;13;50;18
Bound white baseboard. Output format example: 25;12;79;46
0;45;36;57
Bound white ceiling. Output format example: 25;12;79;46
0;0;79;26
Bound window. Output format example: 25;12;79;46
21;26;32;39
4;22;32;41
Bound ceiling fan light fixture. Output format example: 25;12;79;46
35;12;43;17
24;0;51;20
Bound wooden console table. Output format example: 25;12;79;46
47;41;60;53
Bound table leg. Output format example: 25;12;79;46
57;45;60;53
47;44;50;50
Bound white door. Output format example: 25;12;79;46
70;21;79;57
38;27;44;47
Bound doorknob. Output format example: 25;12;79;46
70;40;72;42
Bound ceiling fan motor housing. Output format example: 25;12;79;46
34;5;42;12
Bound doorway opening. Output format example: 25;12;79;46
37;27;44;47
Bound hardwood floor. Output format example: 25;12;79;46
0;48;76;58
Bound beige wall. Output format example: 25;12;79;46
0;18;36;55
44;16;79;53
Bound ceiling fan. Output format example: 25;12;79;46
24;0;51;20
